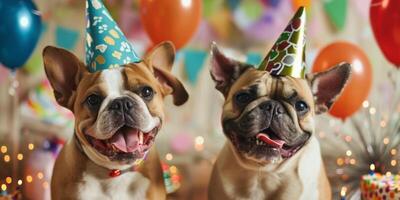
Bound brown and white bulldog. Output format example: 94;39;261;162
208;44;351;200
43;42;188;200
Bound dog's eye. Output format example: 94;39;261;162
140;86;154;100
235;92;254;106
295;100;308;113
86;94;103;107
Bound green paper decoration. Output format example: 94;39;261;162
324;0;348;30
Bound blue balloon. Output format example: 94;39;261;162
0;0;42;70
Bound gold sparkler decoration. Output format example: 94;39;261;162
318;71;400;198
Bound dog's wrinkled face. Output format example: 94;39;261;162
43;42;188;168
210;44;350;164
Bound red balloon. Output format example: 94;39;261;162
312;42;372;120
370;0;400;67
140;0;202;50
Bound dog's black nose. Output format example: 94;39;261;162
260;100;285;116
108;97;134;111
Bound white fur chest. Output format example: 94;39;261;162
298;137;321;200
214;138;323;200
77;171;150;200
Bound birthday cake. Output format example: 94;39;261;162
361;173;400;200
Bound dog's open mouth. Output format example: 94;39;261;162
229;127;307;161
85;126;159;160
255;128;304;158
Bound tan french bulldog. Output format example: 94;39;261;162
43;42;188;200
208;43;350;200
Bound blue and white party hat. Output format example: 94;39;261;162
85;0;141;72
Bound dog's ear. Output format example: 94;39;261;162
43;46;87;110
210;43;250;96
145;41;188;106
306;63;351;114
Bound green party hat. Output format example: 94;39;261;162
85;0;141;72
258;7;306;79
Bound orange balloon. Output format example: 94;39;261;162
312;42;372;120
140;0;202;50
293;0;311;10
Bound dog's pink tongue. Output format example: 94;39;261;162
256;133;285;148
110;128;139;153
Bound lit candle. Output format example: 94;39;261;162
369;164;375;175
340;186;347;200
0;184;7;196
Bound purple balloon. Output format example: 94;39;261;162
240;0;293;42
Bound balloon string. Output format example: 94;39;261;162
8;71;19;97
7;70;20;192
388;68;400;113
